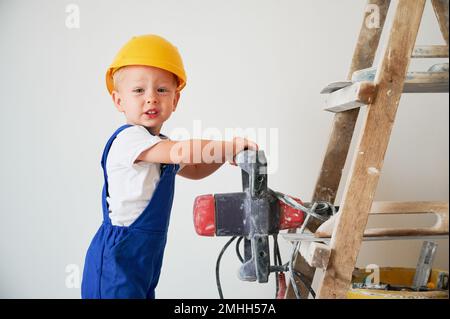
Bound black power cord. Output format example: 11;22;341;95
235;236;244;263
216;236;237;299
273;235;282;298
293;269;316;298
215;234;316;299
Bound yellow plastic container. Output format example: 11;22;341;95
348;267;449;299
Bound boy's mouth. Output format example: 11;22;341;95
144;109;159;119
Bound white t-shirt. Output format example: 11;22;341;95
105;125;170;226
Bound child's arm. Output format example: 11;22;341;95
135;138;258;179
177;163;224;180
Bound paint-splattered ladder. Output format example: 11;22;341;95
285;0;449;299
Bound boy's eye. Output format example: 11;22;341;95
157;87;169;93
133;88;144;93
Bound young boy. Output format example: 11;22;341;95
81;34;257;299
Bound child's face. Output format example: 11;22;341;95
111;65;180;135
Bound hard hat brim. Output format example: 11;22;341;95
106;61;186;94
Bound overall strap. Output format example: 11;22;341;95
101;124;133;224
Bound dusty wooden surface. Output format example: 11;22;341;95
322;65;449;104
325;81;377;113
287;254;316;298
285;0;391;299
315;201;449;237
403;69;449;92
316;0;427;299
312;0;391;206
299;241;331;269
412;45;449;58
352;65;449;93
431;0;449;45
347;288;449;299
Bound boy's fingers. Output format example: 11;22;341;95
247;140;258;151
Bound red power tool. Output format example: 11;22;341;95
193;151;335;298
194;194;305;236
192;150;309;285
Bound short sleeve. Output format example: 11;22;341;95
108;125;163;168
178;163;187;171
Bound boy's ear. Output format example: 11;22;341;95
111;90;124;112
172;91;181;112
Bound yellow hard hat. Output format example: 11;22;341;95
106;34;187;94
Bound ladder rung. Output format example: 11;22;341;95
315;201;449;237
324;82;376;113
352;64;449;91
412;45;449;58
320;81;353;94
282;233;449;243
321;66;449;112
284;201;449;243
298;241;331;269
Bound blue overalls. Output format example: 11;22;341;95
81;124;179;299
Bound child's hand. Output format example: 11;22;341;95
229;137;259;166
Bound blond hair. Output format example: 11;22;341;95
112;66;179;92
112;67;127;92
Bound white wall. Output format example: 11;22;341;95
0;0;447;298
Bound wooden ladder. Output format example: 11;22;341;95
285;0;449;299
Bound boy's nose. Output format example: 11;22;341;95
146;96;158;104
